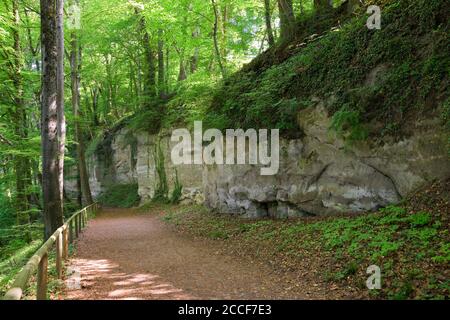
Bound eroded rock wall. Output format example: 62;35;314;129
135;131;204;204
68;103;449;217
203;104;449;218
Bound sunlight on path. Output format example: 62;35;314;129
64;208;312;300
66;258;194;300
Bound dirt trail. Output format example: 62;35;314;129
65;208;322;300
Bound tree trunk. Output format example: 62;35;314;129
314;0;333;12
24;8;40;71
220;3;228;63
136;10;156;101
277;0;295;41
264;0;275;46
157;29;165;97
71;30;93;206
211;0;225;78
56;0;65;215
165;46;170;90
88;86;100;126
190;26;200;74
76;169;82;207
12;0;30;224
178;59;187;81
41;0;64;239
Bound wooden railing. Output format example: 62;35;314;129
3;203;100;300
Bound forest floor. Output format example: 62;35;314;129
63;208;352;300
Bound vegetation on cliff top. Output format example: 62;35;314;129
207;0;449;139
111;0;449;144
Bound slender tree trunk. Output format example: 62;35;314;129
104;54;116;116
220;3;228;63
190;26;200;74
157;29;165;97
178;58;187;81
165;46;170;90
41;0;64;239
56;0;65;216
211;0;225;78
277;0;295;41
136;59;142;105
136;10;156;101
76;170;82;207
264;0;275;46
90;86;100;126
71;30;93;206
12;0;30;224
24;8;40;71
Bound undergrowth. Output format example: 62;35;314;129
98;183;140;208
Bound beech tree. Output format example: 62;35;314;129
41;0;64;239
264;0;275;46
11;0;30;224
70;1;93;206
278;0;296;41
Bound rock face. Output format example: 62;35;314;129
203;104;449;218
65;128;204;205
135;131;204;204
66;104;449;218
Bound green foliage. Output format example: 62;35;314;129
0;191;15;229
431;243;450;263
128;101;166;134
0;238;42;296
169;170;183;204
98;183;140;208
330;106;368;141
409;212;432;227
209;0;449;139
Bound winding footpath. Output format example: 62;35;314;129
64;208;327;300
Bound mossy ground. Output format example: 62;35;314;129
160;178;449;300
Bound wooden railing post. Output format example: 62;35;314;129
69;220;73;243
75;214;79;239
56;232;63;279
36;253;48;300
63;227;69;259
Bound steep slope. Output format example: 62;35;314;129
207;0;449;141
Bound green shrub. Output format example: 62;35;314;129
98;183;140;208
409;212;432;227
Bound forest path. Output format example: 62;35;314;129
63;208;317;300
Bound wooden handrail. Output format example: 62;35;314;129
2;203;100;300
